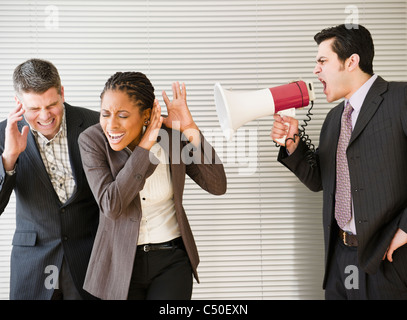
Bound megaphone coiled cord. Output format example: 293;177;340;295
275;101;317;168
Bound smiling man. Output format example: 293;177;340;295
271;24;407;299
18;87;65;140
0;58;100;299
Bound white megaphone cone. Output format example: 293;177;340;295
214;80;315;143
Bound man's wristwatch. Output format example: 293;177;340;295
5;165;17;176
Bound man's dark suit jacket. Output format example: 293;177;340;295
278;76;407;288
0;103;99;299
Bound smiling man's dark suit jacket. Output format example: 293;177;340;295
278;76;407;290
0;103;99;299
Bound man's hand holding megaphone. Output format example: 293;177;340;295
271;114;300;155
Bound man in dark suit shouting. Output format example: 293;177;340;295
0;59;99;299
271;24;407;299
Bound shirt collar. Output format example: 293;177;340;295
345;74;378;112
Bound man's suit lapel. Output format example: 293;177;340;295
330;102;343;148
64;104;86;204
65;105;83;183
20;120;55;191
325;102;343;190
348;76;388;147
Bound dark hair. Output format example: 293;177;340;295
13;58;62;97
314;24;374;75
101;71;155;113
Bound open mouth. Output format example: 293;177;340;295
38;118;55;127
107;132;125;143
319;78;327;93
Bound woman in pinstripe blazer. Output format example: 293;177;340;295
79;72;226;300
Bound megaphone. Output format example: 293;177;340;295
214;80;316;142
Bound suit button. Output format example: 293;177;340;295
63;236;69;241
135;174;142;180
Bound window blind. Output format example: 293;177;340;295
0;0;406;299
